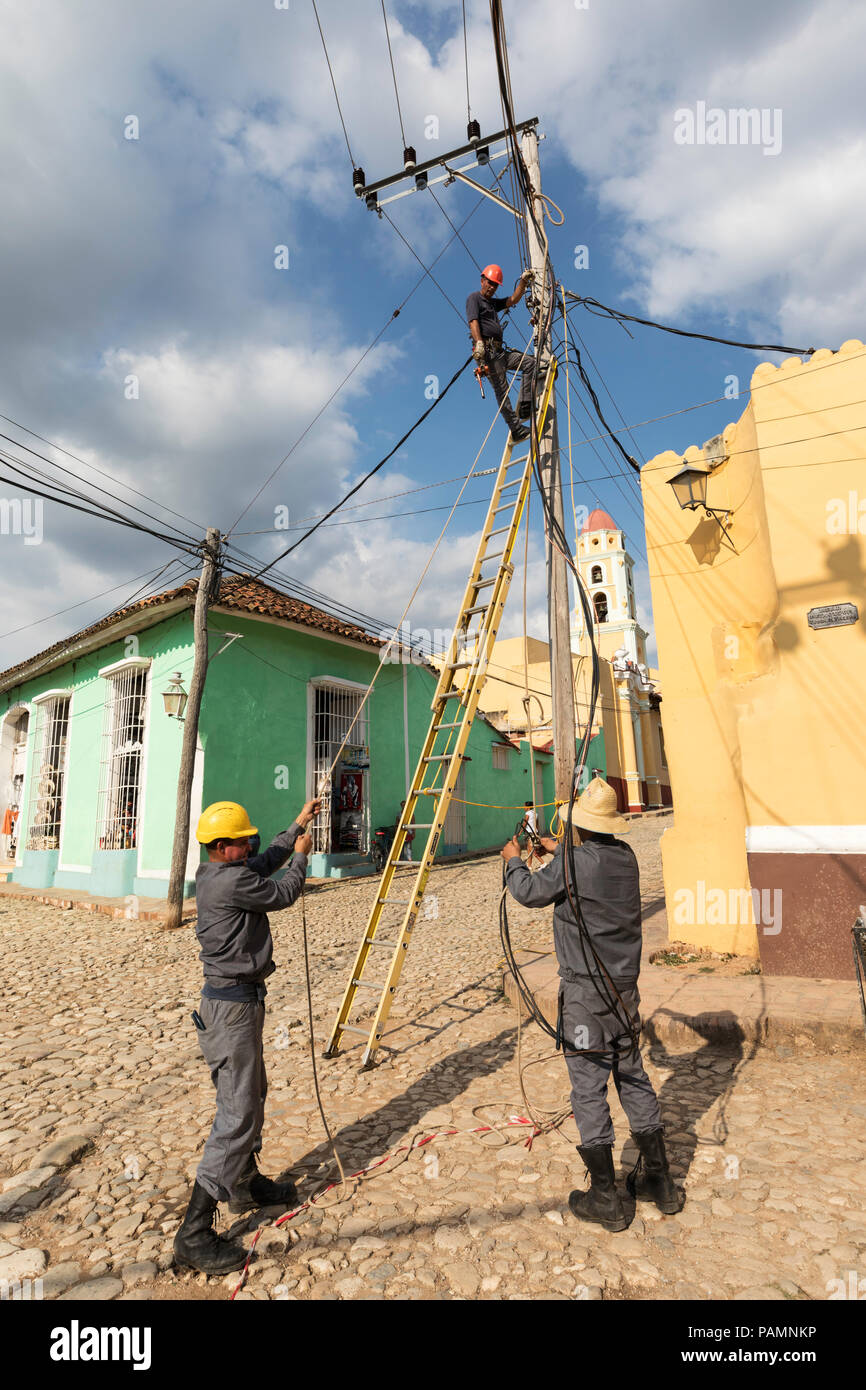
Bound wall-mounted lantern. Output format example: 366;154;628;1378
162;672;188;721
667;448;733;545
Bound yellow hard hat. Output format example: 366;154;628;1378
196;801;258;844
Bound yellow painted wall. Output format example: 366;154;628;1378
642;338;866;956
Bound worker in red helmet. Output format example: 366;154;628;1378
466;263;535;441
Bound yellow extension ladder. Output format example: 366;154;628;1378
324;358;558;1067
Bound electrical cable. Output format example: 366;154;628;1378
380;0;407;148
462;0;472;122
381;209;466;322
564;291;815;358
0;432;202;546
0;560;190;644
428;187;482;273
226;181;500;537
244;354;473;578
0;411;204;535
311;0;356;165
0;462;201;554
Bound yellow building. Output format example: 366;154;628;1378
470;508;671;817
641;338;866;978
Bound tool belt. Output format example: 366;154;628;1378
202;978;268;1003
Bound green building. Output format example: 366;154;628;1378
0;575;553;898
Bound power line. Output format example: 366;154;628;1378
0;460;201;554
226;181;498;537
564;291;815;358
311;0;356;166
0;411;204;536
243;353;473;578
462;0;472;121
381;0;407;148
0;559;190;644
555;344;866;454
0;429;201;546
381;209;466;321
428;186;482;273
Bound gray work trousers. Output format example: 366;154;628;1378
560;976;662;1148
485;341;536;429
194;995;267;1202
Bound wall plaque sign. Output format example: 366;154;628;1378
807;603;858;630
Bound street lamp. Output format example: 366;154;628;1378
667;459;733;543
162;672;188;721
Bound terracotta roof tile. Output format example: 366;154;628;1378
0;574;381;690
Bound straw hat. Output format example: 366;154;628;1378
557;776;629;835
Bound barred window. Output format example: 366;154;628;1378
97;667;148;851
310;681;369;855
492;743;510;770
26;697;70;851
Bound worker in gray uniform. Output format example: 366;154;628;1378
173;796;321;1275
501;777;684;1232
467;263;535;441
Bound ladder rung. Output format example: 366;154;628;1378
339;1025;372;1037
480;550;504;562
486;526;511;538
423;754;453;761
364;938;397;948
353;978;388;991
492;503;516;516
406;822;435;828
472;577;497;589
378;897;411;905
498;479;522;492
433;720;463;730
463;604;489;616
446;660;475;670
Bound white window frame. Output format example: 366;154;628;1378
25;691;72;852
95;659;151;852
492;742;510;771
307;676;371;856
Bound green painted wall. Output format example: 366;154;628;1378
1;610;196;894
2;606;568;894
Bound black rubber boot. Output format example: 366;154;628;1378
626;1128;685;1214
173;1181;248;1275
510;423;530;442
228;1153;299;1214
517;400;533;420
568;1144;628;1232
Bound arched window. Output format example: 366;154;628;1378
593;592;608;624
590;564;603;584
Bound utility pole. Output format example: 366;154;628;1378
521;127;577;802
165;527;221;929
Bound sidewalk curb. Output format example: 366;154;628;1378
502;953;865;1054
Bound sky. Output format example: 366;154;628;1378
1;0;864;676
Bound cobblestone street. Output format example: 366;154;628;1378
1;814;864;1302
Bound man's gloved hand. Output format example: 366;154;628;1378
472;339;486;363
294;831;313;856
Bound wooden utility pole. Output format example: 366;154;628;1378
165;527;221;929
521;128;577;801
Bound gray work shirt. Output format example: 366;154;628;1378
194;822;307;984
504;837;642;983
466;289;507;343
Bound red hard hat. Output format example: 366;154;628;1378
481;263;503;285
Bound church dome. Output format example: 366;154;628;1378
581;507;617;534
